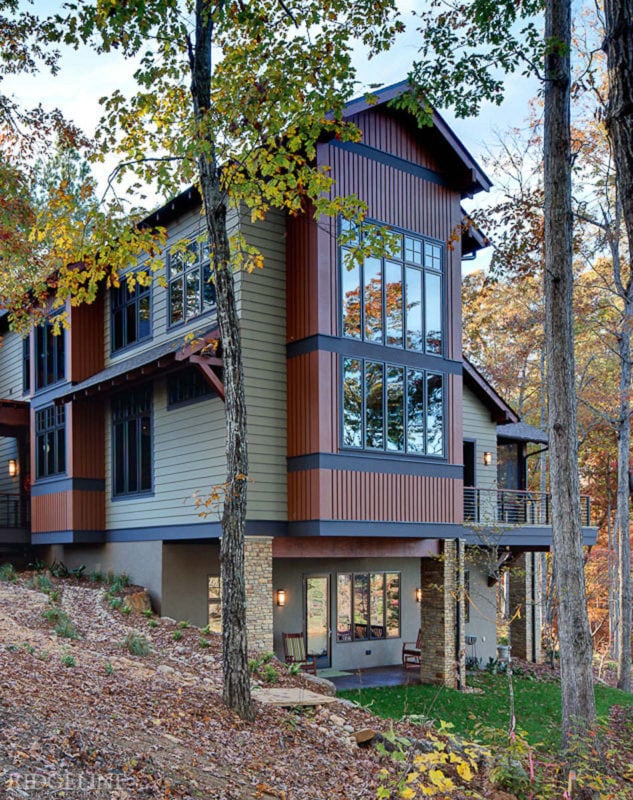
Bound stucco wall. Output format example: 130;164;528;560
464;547;498;667
272;556;421;670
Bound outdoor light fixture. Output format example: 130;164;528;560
8;459;17;478
276;589;286;607
415;588;422;603
483;451;492;466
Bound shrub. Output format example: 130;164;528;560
123;632;151;657
61;653;76;668
263;664;278;683
55;616;80;640
142;609;154;618
199;637;210;649
172;630;183;641
177;620;190;629
0;563;16;582
148;619;158;628
109;597;123;610
121;605;132;615
104;661;114;675
89;570;104;583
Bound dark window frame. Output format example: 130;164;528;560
335;571;401;643
35;404;66;479
34;319;65;391
340;357;445;458
339;218;445;357
112;385;153;498
110;276;152;354
167;367;213;409
167;238;216;328
22;337;31;395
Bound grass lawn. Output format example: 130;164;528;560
339;673;633;752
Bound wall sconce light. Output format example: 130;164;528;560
483;451;492;466
415;588;422;603
276;589;286;607
8;459;17;478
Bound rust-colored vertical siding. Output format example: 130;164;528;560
288;469;461;524
32;489;105;533
287;213;319;342
68;292;104;383
287;351;336;457
32;492;71;533
67;400;105;480
346;108;443;171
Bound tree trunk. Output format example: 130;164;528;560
190;0;254;721
543;0;597;749
615;325;632;690
603;0;633;694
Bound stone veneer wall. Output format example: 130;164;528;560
244;536;274;653
419;540;465;687
509;552;543;663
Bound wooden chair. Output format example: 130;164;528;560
282;632;317;675
402;628;423;668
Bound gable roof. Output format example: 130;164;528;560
341;80;492;198
462;357;519;424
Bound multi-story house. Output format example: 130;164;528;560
0;82;596;684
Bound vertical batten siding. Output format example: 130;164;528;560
105;380;227;529
462;385;498;488
0;439;19;494
286;211;319;342
287;351;336;457
347;108;443;171
288;469;461;524
237;208;287;520
68;294;104;382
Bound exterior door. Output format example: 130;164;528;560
304;575;330;668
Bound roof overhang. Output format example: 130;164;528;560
341;81;493;198
461;208;489;256
462;358;518;424
497;422;548;445
0;399;29;435
55;328;223;404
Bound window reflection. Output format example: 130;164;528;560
343;358;362;447
365;361;384;449
336;572;400;642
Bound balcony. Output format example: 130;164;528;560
464;487;591;528
0;493;31;544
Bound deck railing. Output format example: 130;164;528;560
463;487;591;527
0;493;30;530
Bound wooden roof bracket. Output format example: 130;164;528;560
190;354;225;403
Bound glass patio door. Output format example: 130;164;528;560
304;575;330;668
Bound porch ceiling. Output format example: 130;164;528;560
0;399;29;431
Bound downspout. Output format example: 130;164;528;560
531;552;537;663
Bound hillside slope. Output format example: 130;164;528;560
0;572;486;800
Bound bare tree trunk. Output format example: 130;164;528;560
190;0;254;721
615;325;632;690
603;0;633;694
543;0;597;749
607;459;620;660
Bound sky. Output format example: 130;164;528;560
6;3;542;273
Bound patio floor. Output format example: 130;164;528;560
324;664;421;691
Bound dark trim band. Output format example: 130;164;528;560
286;334;463;374
287;520;462;538
330;140;448;187
287;452;462;478
31;478;106;497
31;530;106;545
462;524;598;548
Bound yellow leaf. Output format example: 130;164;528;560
457;761;475;782
399;788;415;800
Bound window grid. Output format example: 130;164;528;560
111;278;151;352
35;405;66;479
168;239;216;327
336;571;400;642
35;321;65;390
112;386;153;497
340;220;443;356
342;357;444;458
167;368;213;408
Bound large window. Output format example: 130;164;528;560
168;239;216;326
35;405;66;479
336;572;400;642
342;358;444;456
340;220;443;355
111;279;151;352
35;321;65;390
112;386;152;497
